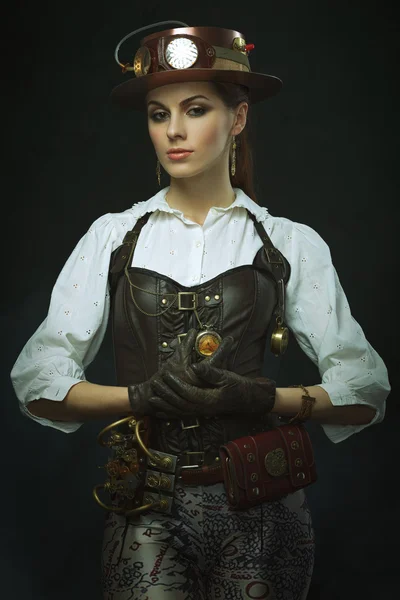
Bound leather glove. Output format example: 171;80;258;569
151;336;276;417
127;328;206;418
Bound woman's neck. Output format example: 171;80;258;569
165;169;236;224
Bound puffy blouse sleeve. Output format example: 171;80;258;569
10;213;119;434
280;218;391;443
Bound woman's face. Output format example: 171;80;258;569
146;81;247;179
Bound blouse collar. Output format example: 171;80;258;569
129;187;270;223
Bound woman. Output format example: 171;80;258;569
10;22;390;600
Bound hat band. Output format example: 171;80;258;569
126;35;250;77
213;56;250;72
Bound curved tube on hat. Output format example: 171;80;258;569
114;20;190;68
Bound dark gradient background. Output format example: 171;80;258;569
3;1;398;598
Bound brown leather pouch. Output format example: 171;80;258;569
219;423;317;509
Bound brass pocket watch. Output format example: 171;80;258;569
270;315;289;356
194;326;222;357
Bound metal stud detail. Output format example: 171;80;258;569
160;475;172;489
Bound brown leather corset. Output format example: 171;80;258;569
108;209;291;461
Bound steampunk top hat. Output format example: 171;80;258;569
110;20;283;110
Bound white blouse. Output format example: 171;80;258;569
10;187;390;443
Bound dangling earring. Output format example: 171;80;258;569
230;136;237;177
156;159;161;186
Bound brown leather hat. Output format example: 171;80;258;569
110;25;282;110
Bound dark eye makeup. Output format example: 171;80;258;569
149;106;208;122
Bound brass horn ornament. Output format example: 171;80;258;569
93;417;171;516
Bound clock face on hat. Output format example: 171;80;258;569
165;38;198;70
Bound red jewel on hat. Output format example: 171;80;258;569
245;43;255;53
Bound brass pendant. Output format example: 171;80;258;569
195;328;222;357
270;317;289;356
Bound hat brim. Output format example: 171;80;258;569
110;69;282;110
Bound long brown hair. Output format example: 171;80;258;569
210;81;257;203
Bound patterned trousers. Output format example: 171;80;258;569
101;482;315;600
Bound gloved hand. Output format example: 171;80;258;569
150;336;276;417
127;328;208;418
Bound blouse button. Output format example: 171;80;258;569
162;342;168;348
214;294;220;300
205;295;211;301
161;298;167;304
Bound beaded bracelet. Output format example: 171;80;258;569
287;384;316;424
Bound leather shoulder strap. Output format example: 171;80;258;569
247;210;292;334
246;211;290;285
108;212;152;294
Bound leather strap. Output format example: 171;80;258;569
247;212;289;327
247;212;288;283
108;212;152;293
179;463;224;486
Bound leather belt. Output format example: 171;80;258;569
171;450;224;486
179;463;224;486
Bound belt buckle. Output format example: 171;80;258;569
180;417;200;430
179;451;205;470
178;291;197;310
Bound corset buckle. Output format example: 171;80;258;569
180;417;200;429
178;291;198;310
